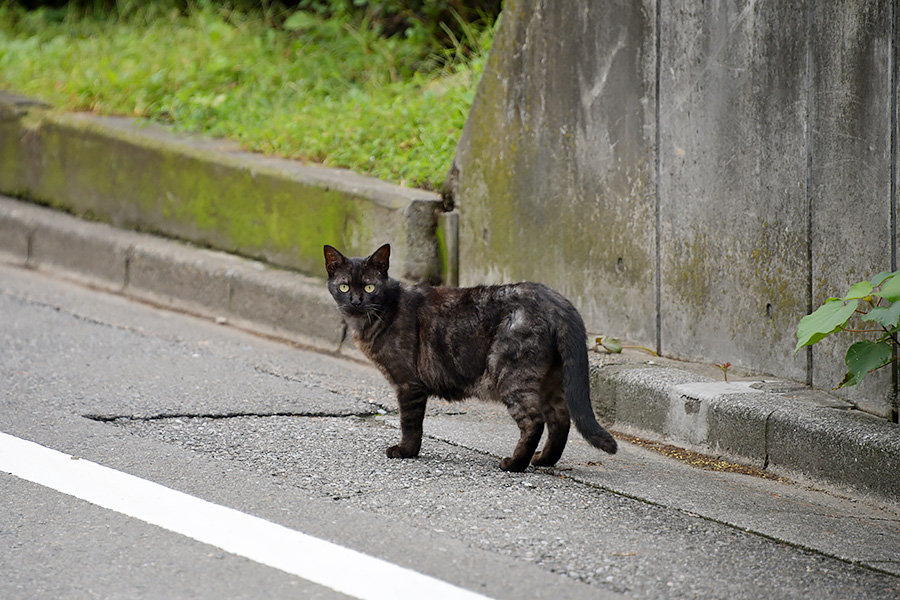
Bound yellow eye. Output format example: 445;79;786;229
339;284;350;293
364;284;375;293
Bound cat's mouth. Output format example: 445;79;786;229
342;305;371;318
343;304;384;324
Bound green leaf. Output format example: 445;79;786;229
870;270;898;287
283;11;318;31
877;274;900;302
863;302;900;328
603;338;623;353
843;280;873;300
837;340;893;388
836;371;859;388
795;299;858;352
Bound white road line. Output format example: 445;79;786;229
0;432;492;600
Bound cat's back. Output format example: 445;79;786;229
411;281;574;399
416;281;566;337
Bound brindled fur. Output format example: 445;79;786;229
324;243;617;472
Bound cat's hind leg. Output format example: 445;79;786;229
531;387;570;467
500;398;545;472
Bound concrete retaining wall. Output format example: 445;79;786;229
0;92;451;285
448;0;899;418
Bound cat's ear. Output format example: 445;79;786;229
324;245;346;277
367;243;390;275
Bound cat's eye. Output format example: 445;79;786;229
364;284;375;293
339;284;350;293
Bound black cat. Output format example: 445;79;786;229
324;243;617;472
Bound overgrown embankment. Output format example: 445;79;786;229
0;1;497;190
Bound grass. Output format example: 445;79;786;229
0;3;494;190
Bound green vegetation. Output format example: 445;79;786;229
796;271;900;389
0;1;496;189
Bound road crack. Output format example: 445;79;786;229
85;409;386;422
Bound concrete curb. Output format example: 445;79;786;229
0;196;350;356
590;355;900;504
2;195;898;505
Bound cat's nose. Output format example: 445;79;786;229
350;297;362;307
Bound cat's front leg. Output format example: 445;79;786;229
386;391;427;459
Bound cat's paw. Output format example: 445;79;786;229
530;453;555;467
499;457;528;472
385;444;418;459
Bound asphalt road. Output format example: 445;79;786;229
2;263;899;599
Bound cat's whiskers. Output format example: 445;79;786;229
365;305;385;325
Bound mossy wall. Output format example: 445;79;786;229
449;1;659;345
0;93;444;284
449;0;898;418
658;0;812;382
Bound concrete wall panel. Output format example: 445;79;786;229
808;0;894;416
658;0;809;380
451;0;659;343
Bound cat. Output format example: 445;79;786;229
323;243;617;472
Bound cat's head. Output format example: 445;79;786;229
323;244;392;318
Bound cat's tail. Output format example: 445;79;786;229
556;301;618;455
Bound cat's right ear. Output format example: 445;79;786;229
324;245;346;277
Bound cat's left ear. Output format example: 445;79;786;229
367;243;390;275
324;245;347;277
